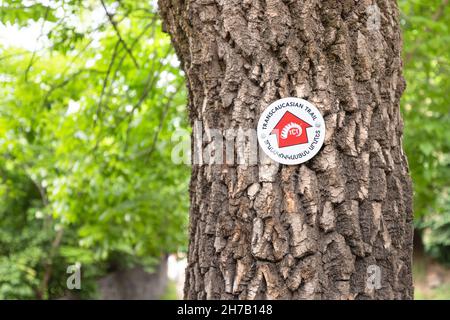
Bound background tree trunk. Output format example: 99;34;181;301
159;0;414;299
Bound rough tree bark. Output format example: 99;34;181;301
159;0;414;299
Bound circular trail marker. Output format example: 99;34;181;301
257;97;326;165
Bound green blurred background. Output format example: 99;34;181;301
0;0;448;299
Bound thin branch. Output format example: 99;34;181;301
0;19;109;62
38;228;64;300
131;81;183;160
121;46;173;151
95;39;121;126
100;0;140;69
108;20;155;118
42;68;106;108
60;38;95;78
432;0;449;20
24;7;50;82
0;51;29;62
29;177;49;207
144;85;182;163
26;172;64;300
122;72;155;152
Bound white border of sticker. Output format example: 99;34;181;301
257;97;326;165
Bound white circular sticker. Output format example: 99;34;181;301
257;97;326;165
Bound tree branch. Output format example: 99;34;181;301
24;6;50;82
95;39;121;126
100;0;140;69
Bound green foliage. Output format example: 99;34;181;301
0;0;58;26
399;0;450;217
399;0;450;264
422;192;450;265
0;0;188;298
0;167;48;299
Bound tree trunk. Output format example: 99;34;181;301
159;0;413;299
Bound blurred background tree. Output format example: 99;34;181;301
400;0;450;265
0;0;188;299
0;0;448;299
